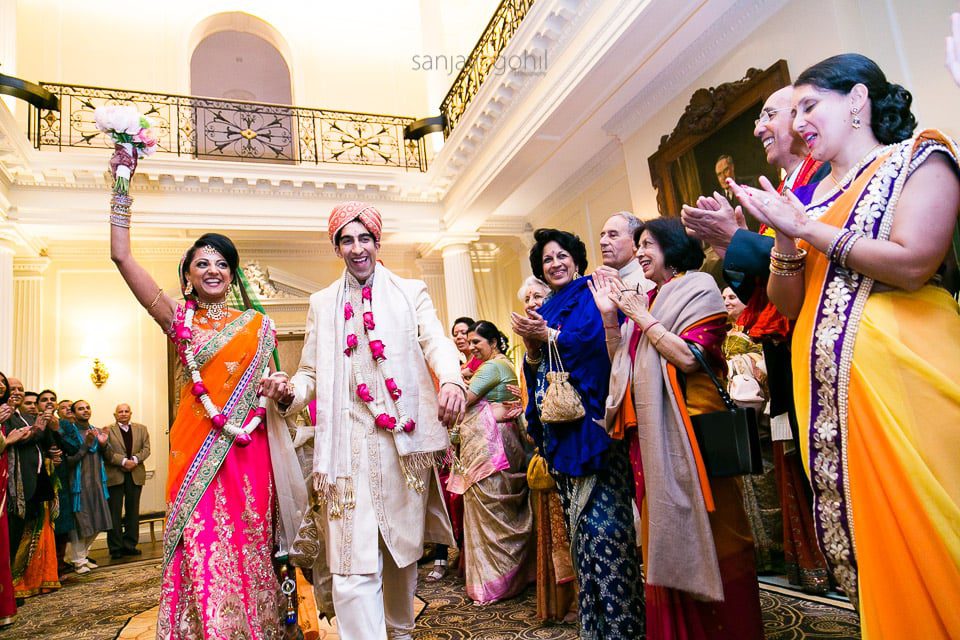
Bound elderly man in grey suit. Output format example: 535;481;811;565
103;403;150;559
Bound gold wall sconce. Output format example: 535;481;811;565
90;357;109;387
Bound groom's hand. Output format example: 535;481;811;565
260;372;293;404
437;383;465;428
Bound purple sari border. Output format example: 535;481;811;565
804;141;919;605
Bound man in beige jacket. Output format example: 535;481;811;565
103;403;150;559
262;202;464;640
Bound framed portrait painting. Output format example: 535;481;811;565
648;60;792;220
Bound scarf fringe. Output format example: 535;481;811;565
309;448;448;515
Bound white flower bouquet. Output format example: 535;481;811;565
94;105;157;194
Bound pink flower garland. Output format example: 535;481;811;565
344;285;415;433
172;299;267;447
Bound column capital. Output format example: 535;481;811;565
0;223;45;256
419;234;480;258
14;256;51;277
518;223;536;250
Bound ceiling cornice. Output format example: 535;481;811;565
601;0;790;142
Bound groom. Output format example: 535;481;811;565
262;201;464;640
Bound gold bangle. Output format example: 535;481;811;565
770;248;807;263
770;264;804;277
651;326;668;347
770;259;805;271
147;287;164;310
838;234;861;269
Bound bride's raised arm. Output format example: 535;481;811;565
107;146;176;329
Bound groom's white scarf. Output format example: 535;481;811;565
312;265;450;509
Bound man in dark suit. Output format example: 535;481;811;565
103;403;150;558
682;85;834;593
2;377;56;557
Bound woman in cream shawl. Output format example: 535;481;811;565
596;218;764;640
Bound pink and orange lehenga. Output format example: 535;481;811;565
158;307;291;639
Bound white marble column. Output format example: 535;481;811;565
416;256;447;330
0;241;13;374
441;243;478;323
12;257;49;389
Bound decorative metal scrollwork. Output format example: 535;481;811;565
440;0;537;136
29;83;425;171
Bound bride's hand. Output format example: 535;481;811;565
260;372;293;403
109;144;138;182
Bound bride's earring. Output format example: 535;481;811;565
184;281;194;296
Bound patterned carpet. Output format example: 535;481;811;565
7;558;861;639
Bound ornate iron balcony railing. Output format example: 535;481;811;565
28;83;427;171
439;0;537;137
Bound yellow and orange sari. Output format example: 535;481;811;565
793;130;960;638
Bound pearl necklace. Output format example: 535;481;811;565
175;299;267;447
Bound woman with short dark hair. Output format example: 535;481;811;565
733;53;960;637
512;228;645;638
598;217;764;639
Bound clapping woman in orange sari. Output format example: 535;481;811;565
732;54;960;639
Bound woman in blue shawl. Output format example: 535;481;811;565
512;228;644;639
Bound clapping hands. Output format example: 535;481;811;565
587;269;621;316
510;310;549;343
727;177;808;240
680;192;747;258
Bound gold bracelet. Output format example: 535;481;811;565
838;234;861;269
770;264;804;277
770;258;806;271
770;248;807;263
650;325;669;347
147;287;164;310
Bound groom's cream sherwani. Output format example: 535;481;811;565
285;265;461;578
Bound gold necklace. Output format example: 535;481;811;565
197;299;228;321
827;143;883;193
